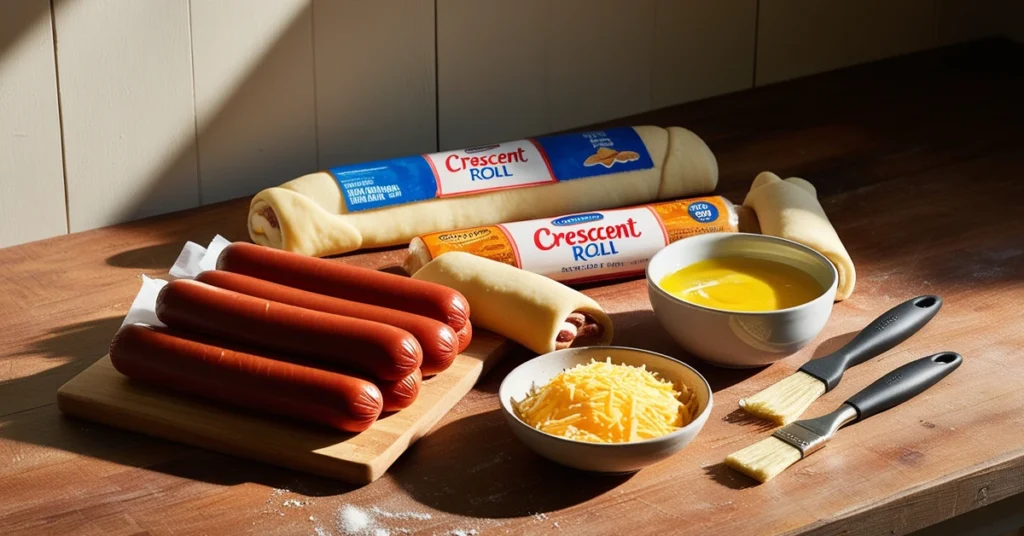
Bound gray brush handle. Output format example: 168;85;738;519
800;295;942;391
846;352;962;421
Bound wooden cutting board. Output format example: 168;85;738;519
57;331;511;485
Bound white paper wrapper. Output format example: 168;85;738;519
200;234;232;274
121;275;168;328
121;235;231;328
167;241;207;280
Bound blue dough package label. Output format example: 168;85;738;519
330;127;654;212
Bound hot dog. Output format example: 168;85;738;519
555;312;604;350
216;242;470;331
109;324;383;432
454;321;472;354
155;279;421;380
195;270;460;375
376;369;422;412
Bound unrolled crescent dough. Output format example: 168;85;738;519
249;126;718;257
411;252;613;354
743;172;856;301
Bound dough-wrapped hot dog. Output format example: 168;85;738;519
217;242;470;331
155;279;422;381
110;324;383;432
412;252;613;354
194;270;461;375
249;126;718;257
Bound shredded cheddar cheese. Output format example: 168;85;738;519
512;359;697;443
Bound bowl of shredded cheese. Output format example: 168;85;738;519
499;346;712;473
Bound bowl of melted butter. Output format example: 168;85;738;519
647;233;837;368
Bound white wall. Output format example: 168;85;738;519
54;0;199;232
0;0;1016;247
0;0;66;246
436;0;757;149
190;0;316;206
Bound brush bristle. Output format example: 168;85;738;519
739;371;826;425
725;436;802;483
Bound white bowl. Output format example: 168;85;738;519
646;233;838;368
498;346;713;473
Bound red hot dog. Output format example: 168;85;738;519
110;324;383;432
195;270;458;375
155;279;421;380
454;321;472;354
376;368;422;412
216;242;470;330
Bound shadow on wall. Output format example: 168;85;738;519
3;2;331;233
105;2;319;227
188;2;319;207
1;0;49;58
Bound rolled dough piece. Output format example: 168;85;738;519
411;252;613;354
248;126;718;257
743;172;856;301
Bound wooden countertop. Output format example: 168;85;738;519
2;40;1023;536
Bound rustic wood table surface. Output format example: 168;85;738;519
2;40;1023;536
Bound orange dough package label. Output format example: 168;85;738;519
405;196;738;284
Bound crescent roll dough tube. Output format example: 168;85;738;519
404;196;738;282
249;126;718;257
411;252;613;354
743;171;856;301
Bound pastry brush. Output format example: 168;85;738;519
727;351;962;483
740;295;942;425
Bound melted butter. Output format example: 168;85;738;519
659;257;823;312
